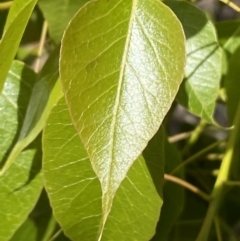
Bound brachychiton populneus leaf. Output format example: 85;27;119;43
60;0;185;223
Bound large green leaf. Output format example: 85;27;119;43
0;61;43;241
43;97;163;241
0;48;62;175
0;0;38;92
38;0;90;43
60;0;185;219
166;1;222;122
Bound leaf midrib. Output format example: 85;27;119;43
108;0;137;195
99;0;138;235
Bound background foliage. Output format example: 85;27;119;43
0;0;240;240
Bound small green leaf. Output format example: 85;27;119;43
0;0;38;92
0;61;43;241
166;1;222;122
43;97;163;241
60;0;185;220
38;0;90;43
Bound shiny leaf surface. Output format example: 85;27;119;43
60;0;185;219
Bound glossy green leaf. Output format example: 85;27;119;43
0;48;62;175
38;0;90;43
152;138;184;241
0;61;43;241
166;1;222;122
60;0;185;219
43;97;163;241
0;0;38;92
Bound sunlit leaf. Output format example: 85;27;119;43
166;1;222;122
60;0;185;219
43;97;163;241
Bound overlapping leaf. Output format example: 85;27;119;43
0;0;38;92
43;97;163;241
60;0;185;219
166;1;222;122
0;48;62;175
38;0;90;43
0;61;42;241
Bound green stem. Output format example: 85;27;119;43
196;102;240;241
0;1;12;10
214;217;223;241
182;120;206;155
171;140;223;175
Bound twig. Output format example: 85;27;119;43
168;131;192;143
0;1;12;10
220;0;240;12
182;120;206;155
164;174;210;201
35;21;48;73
